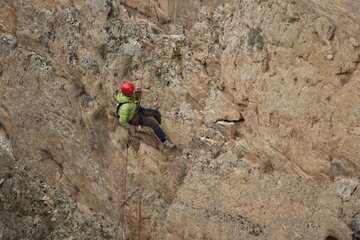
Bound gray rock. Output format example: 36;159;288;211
336;178;359;201
247;28;264;50
120;38;141;57
349;37;359;47
355;216;360;236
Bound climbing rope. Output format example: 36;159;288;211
138;187;143;240
173;0;178;22
141;85;166;100
118;23;146;239
118;92;169;237
146;0;151;37
117;1;177;236
119;145;129;239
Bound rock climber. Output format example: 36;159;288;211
115;82;176;149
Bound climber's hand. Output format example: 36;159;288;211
113;90;119;100
135;88;142;100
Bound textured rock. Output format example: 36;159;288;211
163;0;360;239
165;148;359;239
0;128;15;179
336;178;359;202
0;132;119;240
1;0;360;239
119;0;234;27
182;0;360;180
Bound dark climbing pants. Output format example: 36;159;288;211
131;107;166;142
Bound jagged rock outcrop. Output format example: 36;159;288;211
118;0;233;28
183;1;360;180
0;0;186;238
0;128;119;239
163;1;360;239
0;0;360;239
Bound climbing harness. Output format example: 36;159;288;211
114;102;126;118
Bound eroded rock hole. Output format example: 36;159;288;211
325;235;338;240
0;121;10;140
73;82;86;98
214;112;245;124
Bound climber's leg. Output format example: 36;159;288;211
134;108;175;149
138;107;161;124
140;116;166;142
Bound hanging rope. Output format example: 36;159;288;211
141;85;166;100
146;0;151;36
139;61;145;91
173;0;178;22
117;1;172;237
118;186;144;240
138;188;143;240
118;10;146;239
119;144;129;240
120;187;140;208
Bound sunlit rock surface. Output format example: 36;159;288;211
0;0;359;239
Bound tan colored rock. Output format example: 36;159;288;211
119;0;234;27
0;3;17;35
190;0;360;180
1;0;360;239
326;54;334;60
165;151;353;239
349;37;359;47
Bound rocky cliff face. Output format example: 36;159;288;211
119;0;233;28
0;128;118;239
0;0;359;239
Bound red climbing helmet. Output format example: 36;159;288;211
121;82;135;95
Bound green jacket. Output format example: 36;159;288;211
116;91;137;129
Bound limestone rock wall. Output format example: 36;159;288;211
0;0;187;238
182;0;360;180
163;1;360;239
119;0;234;27
0;126;119;239
1;0;360;239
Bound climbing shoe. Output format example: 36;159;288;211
163;140;176;149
